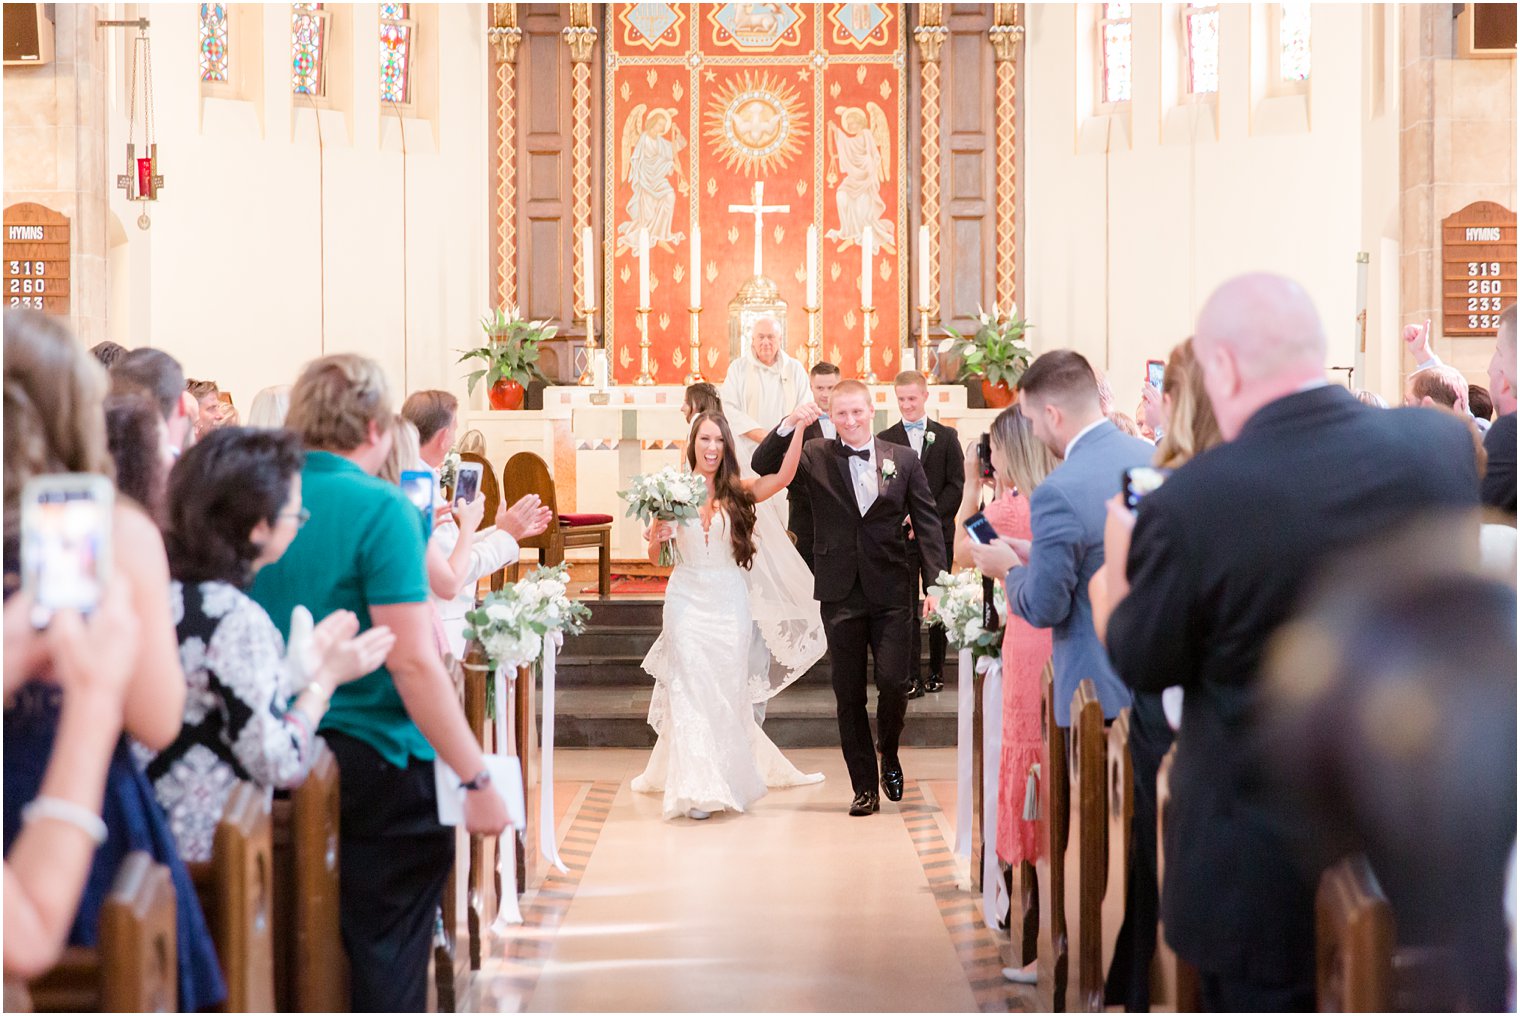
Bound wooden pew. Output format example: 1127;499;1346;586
188;782;276;1013
271;741;347;1012
1315;855;1395;1012
29;851;178;1012
1068;681;1108;1012
1151;745;1201;1011
1100;707;1131;993
461;639;490;971
1034;663;1069;1011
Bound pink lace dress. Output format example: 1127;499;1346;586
984;491;1052;866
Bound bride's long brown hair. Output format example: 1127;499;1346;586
685;411;757;570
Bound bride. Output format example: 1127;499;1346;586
632;405;826;821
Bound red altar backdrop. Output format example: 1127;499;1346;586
605;2;906;385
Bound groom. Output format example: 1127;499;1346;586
754;380;946;816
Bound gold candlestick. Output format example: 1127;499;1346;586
635;305;655;386
804;302;822;370
684;307;705;384
860;304;878;384
575;304;597;386
916;304;933;382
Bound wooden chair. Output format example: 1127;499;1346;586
188;782;276;1013
1068;680;1108;1012
1034;663;1069;1012
29;851;178;1012
502;451;612;597
1100;708;1132;986
1316;855;1395;1012
272;741;347;1013
1152;745;1201;1011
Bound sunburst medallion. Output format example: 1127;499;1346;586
703;71;809;176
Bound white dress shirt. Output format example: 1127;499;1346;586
844;440;878;515
1063;417;1109;460
901;416;927;455
818;416;837;440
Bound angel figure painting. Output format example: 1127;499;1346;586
825;103;894;253
617;105;690;255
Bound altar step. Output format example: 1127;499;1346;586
551;596;960;749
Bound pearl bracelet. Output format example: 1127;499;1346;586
21;796;108;845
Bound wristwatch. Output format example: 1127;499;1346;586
460;769;492;792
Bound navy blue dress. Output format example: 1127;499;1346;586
4;684;226;1011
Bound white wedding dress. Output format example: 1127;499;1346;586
632;511;824;819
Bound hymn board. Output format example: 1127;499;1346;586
4;203;71;316
1442;200;1516;338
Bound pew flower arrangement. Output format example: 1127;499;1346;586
465;563;591;715
927;569;1006;667
437;449;462;493
617;466;709;567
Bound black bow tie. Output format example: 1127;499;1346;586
836;443;870;462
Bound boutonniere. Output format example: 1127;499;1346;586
923;430;937;447
880;458;898;484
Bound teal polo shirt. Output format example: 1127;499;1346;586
249;450;433;768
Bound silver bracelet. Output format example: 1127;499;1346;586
21;796;108;845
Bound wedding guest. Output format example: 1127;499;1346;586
881;370;964;697
110;347;197;454
1353;389;1388;408
4;582;138;978
245;384;292;429
1110;410;1145;439
780;361;840;571
187;379;232;439
89;340;128;369
951;406;1055;985
1104;274;1479;1010
143;428;395;862
104;389;171;525
248;354;509;1011
1404;363;1470;412
681;382;721;422
2;309;223;1010
968;350;1149;727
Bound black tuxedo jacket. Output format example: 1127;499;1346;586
877;418;965;551
783;419;827;562
753;427;947;607
1106;385;1480;986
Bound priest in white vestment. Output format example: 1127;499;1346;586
719;314;811;470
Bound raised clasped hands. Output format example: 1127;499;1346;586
787;402;823;431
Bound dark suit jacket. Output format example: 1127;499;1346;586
1105;386;1480;986
783;419;827;563
1482;411;1516;514
754;427;947;607
877;419;965;557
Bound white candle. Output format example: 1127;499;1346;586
581;226;596;311
806;224;819;307
917;224;931;308
690;227;701;308
860;229;873;307
594;348;609;389
638;227;650;308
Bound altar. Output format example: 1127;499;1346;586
463;382;1000;563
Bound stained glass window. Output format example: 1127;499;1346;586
1185;3;1219;94
199;4;228;83
1100;3;1133;105
1279;2;1311;82
380;3;413;105
291;3;326;97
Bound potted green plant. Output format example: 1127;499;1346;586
937;304;1034;409
459;306;555;410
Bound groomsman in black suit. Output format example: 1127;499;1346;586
783;362;842;571
879;371;964;697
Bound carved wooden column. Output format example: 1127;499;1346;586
489;4;522;310
564;5;597;317
990;5;1023;311
915;5;948;328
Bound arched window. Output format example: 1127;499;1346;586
1278;2;1311;82
379;3;414;105
1099;3;1133;104
199;3;229;83
1184;2;1219;94
291;3;329;96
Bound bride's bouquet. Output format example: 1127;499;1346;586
927;569;1007;668
464;563;592;673
617;465;708;567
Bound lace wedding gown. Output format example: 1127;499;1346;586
632;512;823;819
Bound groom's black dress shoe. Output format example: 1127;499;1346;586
906;675;925;700
881;761;904;802
924;672;945;694
849;790;880;816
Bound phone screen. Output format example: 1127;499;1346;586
964;512;999;546
1146;360;1166;390
455;464;482;505
1122;466;1171;510
400;470;435;533
23;479;112;626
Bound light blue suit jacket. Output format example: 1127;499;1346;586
1005;420;1154;726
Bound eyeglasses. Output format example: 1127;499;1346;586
280;508;311;529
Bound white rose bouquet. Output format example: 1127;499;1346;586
617;465;709;567
927;568;1006;667
464;564;592;714
437;449;462;492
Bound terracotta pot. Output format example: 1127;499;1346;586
488;378;525;411
981;377;1015;409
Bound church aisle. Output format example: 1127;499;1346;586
471;747;1014;1013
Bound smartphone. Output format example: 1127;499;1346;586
1146;359;1166;390
454;462;483;505
1122;466;1171;510
21;474;114;628
400;469;435;534
963;511;999;546
976;433;994;480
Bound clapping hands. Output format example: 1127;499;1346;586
498;494;553;541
